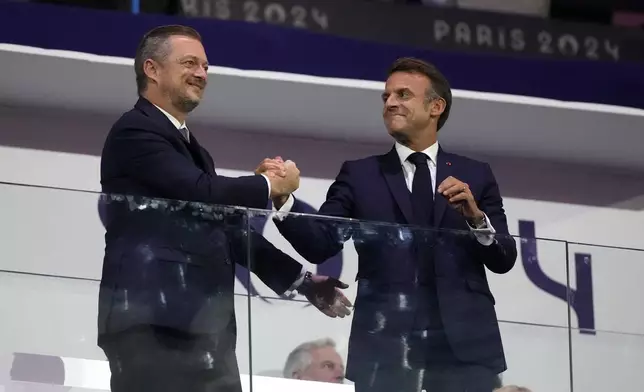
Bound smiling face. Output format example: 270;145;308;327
382;71;447;147
382;71;433;140
144;35;209;114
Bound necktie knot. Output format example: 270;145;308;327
179;127;190;142
408;152;429;166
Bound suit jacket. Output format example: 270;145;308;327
275;147;517;375
98;97;302;342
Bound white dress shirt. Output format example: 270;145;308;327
154;104;271;199
393;142;496;246
275;142;498;294
274;142;496;246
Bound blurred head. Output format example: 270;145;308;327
382;57;451;145
134;25;208;114
283;338;344;384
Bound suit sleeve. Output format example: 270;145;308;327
472;163;518;274
109;126;304;293
274;162;355;264
227;224;303;295
108;127;268;209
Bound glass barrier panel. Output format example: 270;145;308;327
0;271;106;390
246;209;548;392
490;227;570;329
0;184;253;391
498;321;572;392
493;232;572;392
567;243;644;392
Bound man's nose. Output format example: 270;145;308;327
385;95;399;110
194;65;208;80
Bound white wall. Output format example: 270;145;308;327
0;104;643;391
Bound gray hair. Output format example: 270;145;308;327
134;25;202;94
283;338;337;379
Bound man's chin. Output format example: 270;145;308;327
177;97;201;113
388;129;411;144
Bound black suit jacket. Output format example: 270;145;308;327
98;97;302;341
275;147;517;375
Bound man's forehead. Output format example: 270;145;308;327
312;346;341;360
167;36;206;55
385;72;431;90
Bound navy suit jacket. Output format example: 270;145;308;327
98;97;302;342
275;147;517;375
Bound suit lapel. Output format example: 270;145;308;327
187;132;215;174
433;147;456;227
379;147;414;224
135;97;213;172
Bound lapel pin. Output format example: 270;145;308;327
446;162;452;166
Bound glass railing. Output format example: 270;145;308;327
0;182;641;391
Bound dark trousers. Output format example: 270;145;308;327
349;329;498;392
99;326;242;392
352;362;498;392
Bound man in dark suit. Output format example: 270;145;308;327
272;58;517;392
98;25;350;392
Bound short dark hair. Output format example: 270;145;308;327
134;25;202;94
388;57;452;130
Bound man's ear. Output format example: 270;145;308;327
430;97;446;118
143;59;160;86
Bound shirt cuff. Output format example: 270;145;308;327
283;266;308;297
467;213;496;247
272;194;295;222
260;174;271;200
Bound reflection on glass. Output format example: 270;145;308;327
249;206;518;392
0;183;642;392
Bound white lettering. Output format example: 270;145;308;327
604;40;620;61
538;31;553;53
202;0;211;16
558;34;579;56
311;8;329;30
476;25;493;47
214;0;231;19
180;0;199;16
264;3;287;24
455;22;471;45
510;28;525;51
434;20;450;42
584;37;599;60
291;5;307;28
243;1;261;23
497;27;506;48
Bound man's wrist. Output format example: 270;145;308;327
272;195;289;210
467;211;486;227
296;271;314;295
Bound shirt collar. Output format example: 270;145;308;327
154;104;186;130
395;141;439;166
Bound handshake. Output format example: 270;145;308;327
255;156;300;203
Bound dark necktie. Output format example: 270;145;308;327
179;127;190;142
180;128;207;170
407;152;434;226
407;154;441;329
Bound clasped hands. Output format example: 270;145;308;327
255;156;299;201
254;156;353;318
